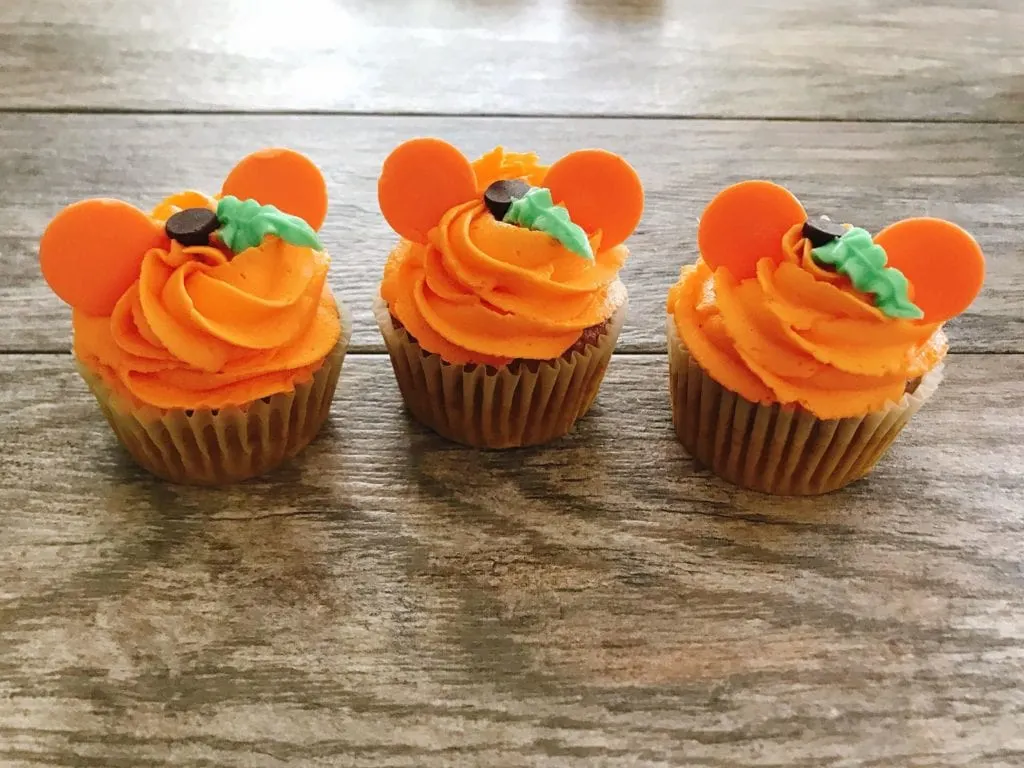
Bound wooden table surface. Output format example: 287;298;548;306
1;2;1022;766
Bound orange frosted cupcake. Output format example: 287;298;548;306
39;149;350;484
667;181;985;495
374;138;644;448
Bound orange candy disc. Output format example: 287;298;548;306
544;149;644;250
40;199;168;317
875;217;985;323
697;180;807;281
221;148;329;230
378;138;478;243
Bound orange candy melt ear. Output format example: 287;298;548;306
544;149;644;250
378;138;478;243
697;181;807;281
874;217;985;323
221;148;329;230
40;199;168;317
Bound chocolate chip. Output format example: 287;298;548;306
802;216;847;248
484;179;530;220
166;207;220;247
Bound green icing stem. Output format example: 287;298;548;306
216;196;322;254
503;187;593;260
811;227;923;320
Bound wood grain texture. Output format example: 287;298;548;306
2;0;1023;120
1;353;1023;767
3;0;1023;762
2;113;1022;354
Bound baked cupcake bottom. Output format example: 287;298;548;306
78;316;351;485
667;316;942;495
374;291;627;449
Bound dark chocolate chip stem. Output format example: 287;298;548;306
484;179;530;220
802;216;847;248
166;207;220;247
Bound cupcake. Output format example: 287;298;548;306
374;138;644;448
39;149;350;484
667;181;985;495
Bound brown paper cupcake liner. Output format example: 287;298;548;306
77;307;351;485
374;290;627;448
667;315;942;495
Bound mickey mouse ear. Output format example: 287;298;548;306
874;217;985;323
697;181;806;281
221;148;328;230
543;149;644;250
377;138;478;243
40;199;168;317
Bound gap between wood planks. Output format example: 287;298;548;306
1;107;1023;125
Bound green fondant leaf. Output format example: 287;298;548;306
216;195;322;254
812;227;924;320
503;187;593;260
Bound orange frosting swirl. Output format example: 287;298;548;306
667;224;946;419
380;151;628;367
73;193;341;410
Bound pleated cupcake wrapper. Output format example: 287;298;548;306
666;315;942;495
374;292;627;449
78;308;351;485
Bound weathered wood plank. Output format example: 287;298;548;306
1;353;1022;766
1;0;1022;120
1;114;1021;354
